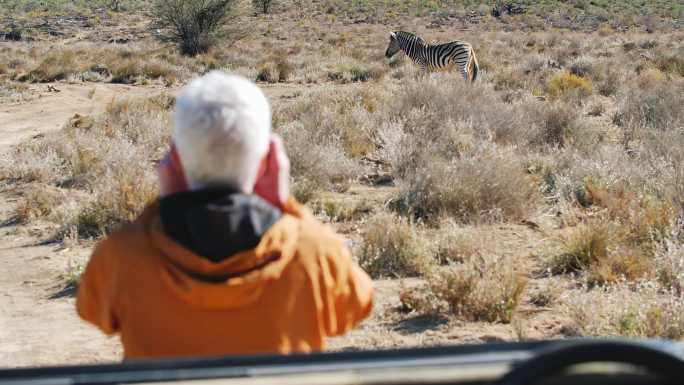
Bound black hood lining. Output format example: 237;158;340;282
159;187;282;263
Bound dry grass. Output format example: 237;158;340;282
317;197;373;223
359;212;433;278
256;58;294;83
431;222;480;265
548;174;678;285
327;63;386;83
13;185;66;223
546;71;593;101
563;281;684;339
401;255;527;323
24;50;80;82
5;44;188;86
0;79;32;104
393;151;541;224
0;94;171;238
2;8;684;341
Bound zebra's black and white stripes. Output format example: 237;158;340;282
385;31;479;82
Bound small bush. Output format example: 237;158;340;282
547;216;653;284
14;185;64;223
613;82;684;139
110;60;142;84
568;57;594;77
533;103;580;148
593;63;621;96
328;63;385;83
548;221;611;275
0;79;32;103
529;281;561;307
432;224;479;264
256;63;277;83
275;60;294;81
276;90;369;195
26;51;78;82
319;198;372;222
63;259;85;288
401;255;527;323
252;0;274;13
142;62;174;80
395;152;541;224
256;59;293;83
636;67;666;90
597;24;615;36
588;102;605;117
493;68;526;90
655;237;684;295
282;126;357;194
359;212;433;278
153;0;246;56
655;55;684;77
66;167;158;238
546;71;593;100
290;179;318;203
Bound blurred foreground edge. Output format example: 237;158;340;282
0;339;683;385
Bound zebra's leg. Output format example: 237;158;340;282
460;66;469;82
417;62;429;79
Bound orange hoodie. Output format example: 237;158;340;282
76;196;373;359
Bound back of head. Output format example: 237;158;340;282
172;71;271;193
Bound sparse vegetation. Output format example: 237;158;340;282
64;258;84;288
1;94;171;238
2;0;684;350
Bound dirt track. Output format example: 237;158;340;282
0;83;163;367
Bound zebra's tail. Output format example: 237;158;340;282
470;49;479;83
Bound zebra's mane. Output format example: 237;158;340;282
395;31;427;45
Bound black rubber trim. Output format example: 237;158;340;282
496;340;684;385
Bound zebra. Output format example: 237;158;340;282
385;31;479;82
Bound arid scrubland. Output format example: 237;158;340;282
1;0;684;345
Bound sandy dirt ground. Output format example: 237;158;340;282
0;81;566;369
0;83;162;367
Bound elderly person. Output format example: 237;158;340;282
76;71;373;359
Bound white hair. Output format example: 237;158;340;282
172;71;271;193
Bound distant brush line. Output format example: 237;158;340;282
385;31;479;82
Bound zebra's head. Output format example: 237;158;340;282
385;32;401;58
